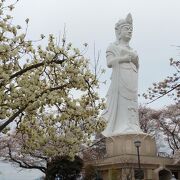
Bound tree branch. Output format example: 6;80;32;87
8;144;46;173
10;58;65;80
147;83;180;104
0;106;27;132
0;84;68;132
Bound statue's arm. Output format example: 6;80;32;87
131;53;139;69
132;57;139;69
106;52;131;68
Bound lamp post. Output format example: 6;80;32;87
134;140;141;169
134;140;143;180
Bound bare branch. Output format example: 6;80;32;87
7;144;46;173
147;83;180;104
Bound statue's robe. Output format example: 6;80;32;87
102;43;142;137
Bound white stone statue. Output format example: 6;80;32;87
102;13;143;137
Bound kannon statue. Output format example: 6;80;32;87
102;13;142;137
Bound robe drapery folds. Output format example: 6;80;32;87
102;43;142;137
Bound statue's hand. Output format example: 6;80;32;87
118;54;131;63
129;51;138;61
131;55;139;69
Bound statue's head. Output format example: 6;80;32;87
115;13;133;43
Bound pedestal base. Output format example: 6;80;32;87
85;133;180;180
106;133;157;157
92;154;180;180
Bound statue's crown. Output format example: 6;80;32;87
115;13;133;30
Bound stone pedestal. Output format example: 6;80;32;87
106;133;157;157
85;133;180;180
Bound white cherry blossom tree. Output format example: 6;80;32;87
0;0;106;163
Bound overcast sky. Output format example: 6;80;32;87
10;0;180;109
1;0;180;179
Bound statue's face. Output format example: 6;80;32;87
119;25;133;42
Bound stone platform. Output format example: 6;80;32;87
86;133;180;180
106;133;157;157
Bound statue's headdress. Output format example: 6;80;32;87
115;13;133;42
115;13;133;31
